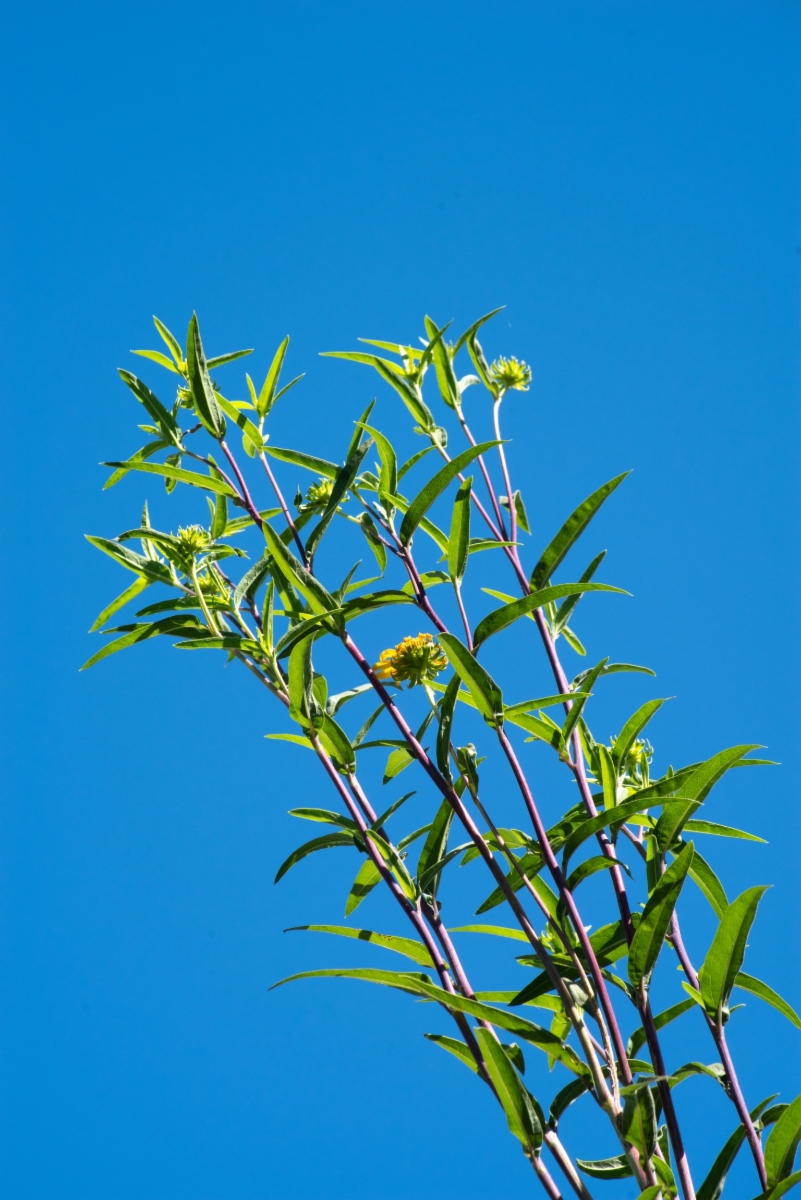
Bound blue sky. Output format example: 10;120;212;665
1;3;799;1198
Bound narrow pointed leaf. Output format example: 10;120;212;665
531;473;630;590
274;832;357;883
734;974;801;1031
700;886;770;1020
473;583;625;650
438;633;504;726
285;924;434;966
766;1095;801;1187
400;442;501;545
629;842;694;987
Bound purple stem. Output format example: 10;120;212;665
257;451;308;563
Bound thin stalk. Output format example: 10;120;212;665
257;450;308;563
532;1154;565;1200
493;396;517;547
544;1132;595;1200
455;407;510;539
453;579;473;649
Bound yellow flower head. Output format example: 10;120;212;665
304;477;335;511
374;633;448;687
178;524;210;552
490;356;532;393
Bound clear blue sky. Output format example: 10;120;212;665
1;3;799;1198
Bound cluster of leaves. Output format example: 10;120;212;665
86;310;800;1200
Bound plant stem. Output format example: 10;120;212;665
493;396;517;547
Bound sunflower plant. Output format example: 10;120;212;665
85;309;801;1200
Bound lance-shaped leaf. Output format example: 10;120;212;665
559;658;608;752
216;393;265;454
81;616;203;670
530;472;630;590
436;674;460;779
424;315;461;411
262;445;339;478
288;636;316;726
473;583;625;650
317;714;356;775
612;699;666;771
734;973;801;1031
553;550;607;634
698;1096;785;1200
345;858;382;916
629;842;694;987
560;787;679;869
285;924;435;966
700;885;770;1022
683;819;766;842
448;476;472;582
548;1079;592;1130
101;459;236;496
186;313;225;437
359;422;397;501
438;634;504;726
89;575;150;632
358;512;387;573
322;350;436;431
152;315;184;367
685;846;729;918
118;370;183;446
250;335;290;417
233;555;272;611
417;799;454;900
627;998;696;1059
654;744;759;851
306;439;372;560
621;1084;657;1160
400;441;501;545
274;832;359;882
475;1028;542;1157
424;1033;479;1074
766;1095;801;1188
262;521;337;616
576;1156;632;1180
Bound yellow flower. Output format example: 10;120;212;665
177;524;210;552
490;356;532;393
304;477;335;510
373;633;448;687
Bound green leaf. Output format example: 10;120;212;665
560;788;679;869
734;973;801;1031
559;658;608;751
288;635;315;726
451;925;529;942
417;799;455;901
500;490;530;535
285;924;434;966
322;351;436;430
425;315;462;411
448;476;472;583
265;733;314;751
358;512;388;573
81;616;202;670
118;370;183;446
133;348;181;372
685;846;729;918
424;1033;479;1074
683;819;766;843
760;1169;801;1200
398;446;434;480
186;313;225;437
530;472;630;591
473;583;625;650
270;966;431;996
216;393;265;453
576;1156;632;1180
612;699;666;770
274;832;358;883
400;441;501;546
438;634;504;726
548;1079;592;1129
627;998;696;1059
101;459;236;496
233;555;272;610
565;854;631;895
383;747;414;784
628;842;694;987
766;1095;801;1187
344;858;382;916
153;315;184;367
306;438;372;560
700;886;770;1022
89;575;150;632
436;675;460;780
262;521;337;616
475;1028;542;1156
262;445;339;479
621;1084;657;1159
252;335;290;417
288;807;357;829
697;1096;780;1200
553;550;607;633
205;347;253;369
317;714;356;775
